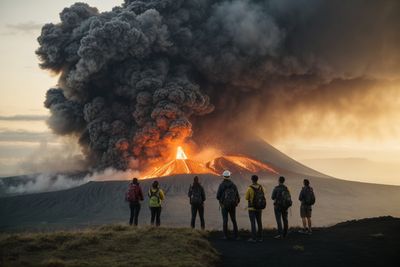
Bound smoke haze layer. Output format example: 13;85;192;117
37;0;400;171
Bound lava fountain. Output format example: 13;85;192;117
141;146;217;179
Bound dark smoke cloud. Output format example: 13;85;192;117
37;0;400;171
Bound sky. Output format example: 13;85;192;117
0;0;399;185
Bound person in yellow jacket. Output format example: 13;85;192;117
245;175;266;242
148;180;165;227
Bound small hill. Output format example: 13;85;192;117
206;155;278;176
0;225;219;267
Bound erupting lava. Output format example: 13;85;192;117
141;146;217;179
141;145;279;179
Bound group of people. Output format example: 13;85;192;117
125;170;316;242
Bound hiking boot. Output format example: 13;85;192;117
274;235;282;239
247;238;257;243
298;229;307;234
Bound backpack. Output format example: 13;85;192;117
251;185;266;210
126;184;140;202
304;187;316;206
149;189;161;207
222;185;238;211
276;186;292;210
190;185;203;206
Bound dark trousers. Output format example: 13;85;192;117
150;207;161;226
221;207;238;238
274;207;288;236
249;210;263;239
191;204;205;229
129;202;141;226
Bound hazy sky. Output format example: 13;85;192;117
0;0;399;185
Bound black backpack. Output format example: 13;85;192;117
222;185;238;211
304;187;316;206
251;185;266;210
190;185;203;206
276;187;292;210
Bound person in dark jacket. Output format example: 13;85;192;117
298;179;315;234
125;178;144;226
188;176;206;229
271;176;291;238
216;170;240;240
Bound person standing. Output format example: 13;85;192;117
148;180;165;227
271;176;292;239
245;175;266;242
188;176;206;230
298;179;316;234
125;177;144;226
216;170;240;240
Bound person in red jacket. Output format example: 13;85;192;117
125;178;144;226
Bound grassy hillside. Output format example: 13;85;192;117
0;225;219;267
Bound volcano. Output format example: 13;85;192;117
142;146;280;179
142;146;217;178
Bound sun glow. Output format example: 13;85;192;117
176;146;188;160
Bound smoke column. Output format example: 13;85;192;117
37;0;400;171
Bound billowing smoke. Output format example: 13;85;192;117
37;0;400;171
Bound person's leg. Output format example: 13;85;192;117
134;203;141;226
199;205;205;230
282;209;289;237
129;203;134;225
221;208;229;238
302;217;307;229
156;207;161;227
256;210;263;240
274;208;283;236
191;205;197;228
307;217;312;232
150;207;156;226
229;208;238;239
248;210;256;240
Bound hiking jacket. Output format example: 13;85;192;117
148;188;165;208
245;183;265;211
127;182;144;203
299;186;314;206
216;179;240;205
188;183;206;204
271;184;290;207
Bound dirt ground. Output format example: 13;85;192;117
209;216;400;267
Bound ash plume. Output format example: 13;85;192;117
37;0;400;171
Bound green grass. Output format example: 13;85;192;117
0;225;220;267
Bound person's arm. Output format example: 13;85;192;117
159;189;165;201
216;184;222;201
139;186;144;201
235;185;240;204
271;187;276;200
245;187;251;201
188;185;192;198
201;186;206;202
299;188;304;201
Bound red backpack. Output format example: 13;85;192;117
126;184;140;202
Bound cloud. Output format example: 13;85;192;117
0;130;55;142
5;21;43;34
0;115;48;121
